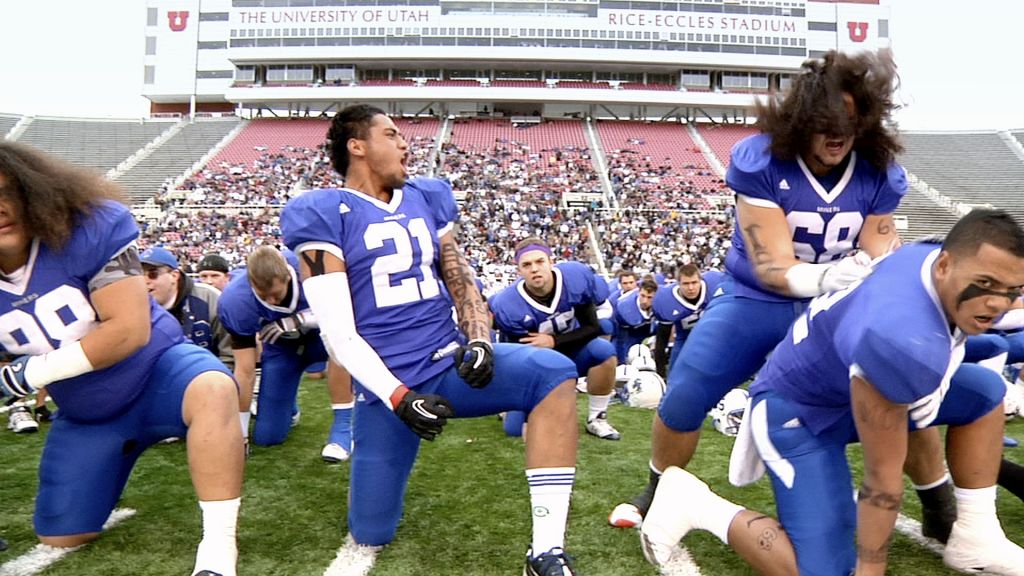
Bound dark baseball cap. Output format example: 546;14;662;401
197;254;230;274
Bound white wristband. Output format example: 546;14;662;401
784;262;831;299
24;341;95;388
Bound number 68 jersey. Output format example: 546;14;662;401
724;133;907;302
0;201;185;421
281;178;461;389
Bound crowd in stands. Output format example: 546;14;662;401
594;208;733;276
135;118;737;284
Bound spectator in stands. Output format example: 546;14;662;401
197;253;232;291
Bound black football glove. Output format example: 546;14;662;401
393;388;455;441
455;339;494;389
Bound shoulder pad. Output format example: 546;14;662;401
730;133;773;173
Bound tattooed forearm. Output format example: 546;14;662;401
857;483;902;511
857;532;894;564
439;239;490;342
301;250;327;277
743;223;788;288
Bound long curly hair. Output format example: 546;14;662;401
756;49;903;172
0;141;125;251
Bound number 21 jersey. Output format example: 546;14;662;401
281;178;460;389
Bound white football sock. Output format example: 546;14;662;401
193;497;240;576
238;412;250;440
954;485;1000;534
527;467;575;554
588;394;612;421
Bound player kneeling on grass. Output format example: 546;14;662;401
640;209;1024;576
280;104;582;575
0;142;243;576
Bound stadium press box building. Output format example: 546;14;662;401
142;0;891;119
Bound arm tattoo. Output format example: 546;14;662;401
743;223;788;285
439;239;490;342
876;218;892;236
857;483;903;511
857;532;894;564
743;515;786;552
301;250;327;277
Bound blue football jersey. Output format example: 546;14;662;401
725;133;907;302
218;250;313;341
0;201;185;422
653;270;724;342
613;289;655;331
749;242;962;434
490;261;611;339
280;178;461;387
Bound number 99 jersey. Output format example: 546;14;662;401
280;178;461;388
724;133;906;302
0;201;184;421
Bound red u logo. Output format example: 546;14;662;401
847;21;868;43
168;11;190;32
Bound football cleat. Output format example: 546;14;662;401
524;546;577;576
585;411;621;440
8;406;38;434
0;535;7;551
608;472;659;528
639;467;710;567
608;502;644;528
1005;436;1020;448
192;572;223;576
34;404;53;422
944;521;1024;575
291;409;301;428
321;442;351;463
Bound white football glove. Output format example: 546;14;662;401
908;377;951;430
259;311;316;345
819;250;873;293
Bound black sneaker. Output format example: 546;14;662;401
524;546;577;576
34;405;53;422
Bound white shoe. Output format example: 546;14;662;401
639;467;709;567
1004;379;1024;419
324;534;381;576
608;502;644;528
944;520;1024;575
291;409;301;428
8;406;39;434
321;442;351;463
586;411;621;440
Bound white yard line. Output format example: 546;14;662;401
322;534;381;576
0;508;136;576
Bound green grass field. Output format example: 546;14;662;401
3;380;1024;575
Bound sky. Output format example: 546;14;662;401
0;0;1022;130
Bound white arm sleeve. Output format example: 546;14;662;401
302;272;404;406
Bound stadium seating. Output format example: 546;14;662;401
899;132;1024;222
210;118;330;167
15;117;173;172
596;120;724;210
0;113;21;138
697;124;758;166
115;118;241;204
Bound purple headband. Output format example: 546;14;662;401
515;243;552;263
